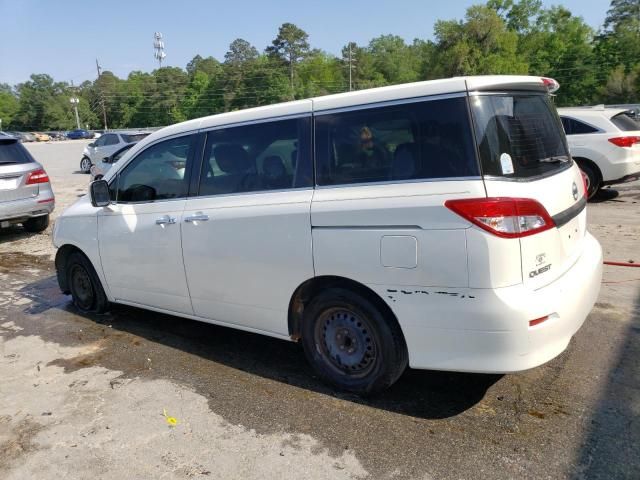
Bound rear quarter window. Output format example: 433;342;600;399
315;96;479;186
560;116;599;135
610;113;640;132
0;139;36;164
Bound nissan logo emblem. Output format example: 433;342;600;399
572;182;578;200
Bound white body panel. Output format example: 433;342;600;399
53;76;603;376
181;190;314;336
97;200;192;315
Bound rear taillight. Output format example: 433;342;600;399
26;168;50;185
445;198;555;239
608;136;640;148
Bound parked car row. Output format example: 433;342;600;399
3;130;96;142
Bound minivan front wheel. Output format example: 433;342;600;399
301;288;408;394
66;252;109;313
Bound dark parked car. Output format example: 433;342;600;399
66;129;93;140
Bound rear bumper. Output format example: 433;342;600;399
601;152;640;185
0;193;55;225
370;232;603;373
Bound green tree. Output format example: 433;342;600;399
432;5;528;77
266;23;311;88
0;84;19;129
522;7;597;105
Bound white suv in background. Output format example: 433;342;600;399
558;107;640;198
53;76;602;394
80;131;150;173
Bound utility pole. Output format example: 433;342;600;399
70;81;81;129
154;32;166;68
345;42;357;91
96;59;108;130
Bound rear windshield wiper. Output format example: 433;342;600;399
539;155;569;163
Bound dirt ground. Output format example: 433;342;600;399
0;140;638;479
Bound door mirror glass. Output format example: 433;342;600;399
90;179;111;207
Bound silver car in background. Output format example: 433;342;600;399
80;131;150;173
89;143;136;181
0;133;54;232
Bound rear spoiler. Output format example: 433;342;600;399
465;76;559;94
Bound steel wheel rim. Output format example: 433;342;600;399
70;264;94;310
315;307;377;377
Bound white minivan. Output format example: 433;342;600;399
53;76;603;394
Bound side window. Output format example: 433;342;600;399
93;135;107;147
198;117;311;196
562;117;598;135
570;118;598;134
315;96;478;186
104;134;120;146
114;135;192;203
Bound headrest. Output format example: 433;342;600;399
214;144;251;174
392;143;418;180
263;155;286;178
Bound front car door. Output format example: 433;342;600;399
98;133;197;314
181;113;314;336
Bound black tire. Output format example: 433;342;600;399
577;161;601;200
80;156;92;173
23;214;49;233
301;287;408;395
65;251;110;313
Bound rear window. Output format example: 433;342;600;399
610;112;640;132
315;96;479;186
121;133;150;143
0;139;36;164
472;94;570;179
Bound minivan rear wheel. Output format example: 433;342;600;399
301;288;408;395
23;214;49;233
66;252;109;313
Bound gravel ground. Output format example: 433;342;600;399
0;140;638;479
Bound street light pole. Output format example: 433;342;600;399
70;97;80;129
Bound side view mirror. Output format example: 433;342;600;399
90;179;111;207
102;156;111;164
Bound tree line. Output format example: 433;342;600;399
1;0;638;131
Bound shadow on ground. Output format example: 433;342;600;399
573;291;640;479
589;188;620;203
16;271;500;421
0;226;37;245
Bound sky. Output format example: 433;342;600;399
0;0;612;86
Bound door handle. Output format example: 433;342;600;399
155;215;177;225
184;213;209;223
